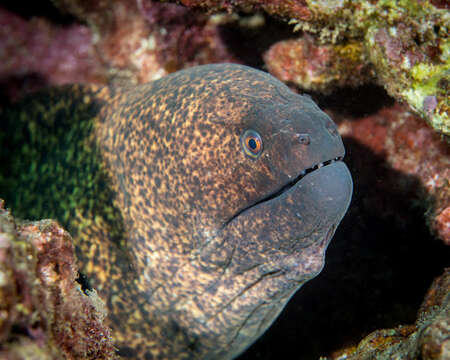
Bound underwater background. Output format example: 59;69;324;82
0;1;448;359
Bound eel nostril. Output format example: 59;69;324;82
295;133;310;145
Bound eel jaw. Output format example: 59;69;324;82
195;160;352;359
224;156;345;226
262;156;345;203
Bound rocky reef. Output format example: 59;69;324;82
0;201;116;359
1;1;448;135
0;0;448;359
180;0;450;137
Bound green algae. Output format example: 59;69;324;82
0;86;126;252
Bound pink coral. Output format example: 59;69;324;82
0;7;105;86
435;207;450;245
52;0;237;83
336;103;449;243
138;1;238;73
0;0;239;100
264;36;372;92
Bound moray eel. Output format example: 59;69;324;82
0;64;352;359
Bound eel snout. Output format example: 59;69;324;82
296;160;353;224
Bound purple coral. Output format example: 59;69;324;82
0;7;105;87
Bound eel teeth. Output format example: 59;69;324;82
300;156;343;180
223;156;344;227
261;156;345;202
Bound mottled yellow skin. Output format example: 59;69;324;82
0;64;352;359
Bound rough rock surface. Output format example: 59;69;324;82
0;200;116;360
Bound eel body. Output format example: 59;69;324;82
0;64;353;359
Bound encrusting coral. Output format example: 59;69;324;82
177;0;449;136
0;200;116;360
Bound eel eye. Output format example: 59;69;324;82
241;129;263;158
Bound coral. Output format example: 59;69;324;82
51;0;237;82
0;0;238;100
418;267;450;360
51;0;167;83
0;200;116;359
178;0;339;23
385;109;450;244
264;36;373;92
365;8;450;137
178;0;449;135
336;103;449;244
0;7;106;89
137;1;237;72
326;268;450;360
289;1;449;135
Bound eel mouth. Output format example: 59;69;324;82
262;156;344;203
224;156;344;226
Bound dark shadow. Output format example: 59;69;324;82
0;0;76;24
238;137;449;360
0;85;129;271
311;84;396;118
218;14;297;69
76;272;93;295
0;74;49;105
